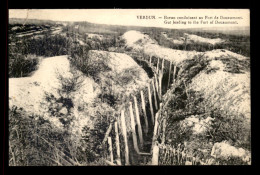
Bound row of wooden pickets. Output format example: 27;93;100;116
103;54;178;165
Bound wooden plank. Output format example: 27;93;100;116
152;78;158;110
114;122;121;165
138;152;152;156
140;90;149;135
167;61;172;88
133;95;144;148
104;159;116;166
102;123;113;145
147;83;155;124
120;110;129;165
129;101;139;153
108;137;113;163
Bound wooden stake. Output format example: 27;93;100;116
161;116;167;145
161;58;165;73
151;112;159;153
152;142;159;165
152;78;158;110
154;73;159;95
120;110;129;165
158;71;163;100
159;103;163;111
114;122;121;165
108;137;113;163
173;65;177;83
147;83;154;124
156;57;160;74
133;95;143;147
140;90;149;135
157;104;163;139
167;61;172;88
129;101;139;153
102;123;113;145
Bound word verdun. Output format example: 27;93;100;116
137;16;156;19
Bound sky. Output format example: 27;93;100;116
9;9;250;29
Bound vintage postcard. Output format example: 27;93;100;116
8;9;250;166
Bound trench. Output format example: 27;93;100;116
124;54;178;165
131;56;154;78
102;52;180;165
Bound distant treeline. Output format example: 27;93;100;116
9;24;52;35
69;22;250;57
9;18;62;25
145;29;250;57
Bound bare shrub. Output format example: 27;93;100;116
44;67;84;128
207;110;250;150
9;106;80;166
165;79;250;165
79;109;114;163
56;68;83;97
216;57;250;74
9;54;39;78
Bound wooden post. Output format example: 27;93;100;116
147;83;154;124
129;101;139;153
133;95;143;148
157;58;160;74
161;116;167;145
154;73;159;95
157;104;163;139
108;137;113;163
158;71;163;100
159;103;163;111
120;110;129;165
140;90;149;135
170;147;175;165
152;142;159;165
173;65;177;83
161;58;165;74
152;78;158;110
167;61;172;88
114;122;121;165
151;112;159;153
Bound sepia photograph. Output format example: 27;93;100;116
8;9;250;166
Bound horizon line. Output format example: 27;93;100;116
9;17;250;31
